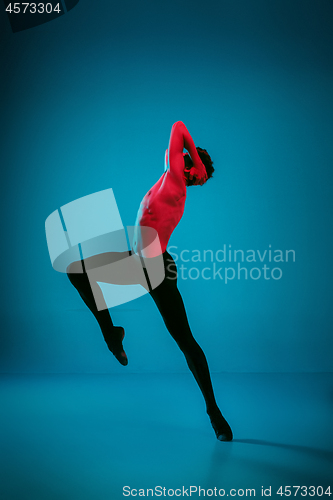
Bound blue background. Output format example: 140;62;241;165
1;0;332;374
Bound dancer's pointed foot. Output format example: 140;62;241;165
106;326;128;366
208;408;233;441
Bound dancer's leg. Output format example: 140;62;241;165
149;252;232;441
66;259;128;366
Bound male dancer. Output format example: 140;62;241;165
67;121;233;441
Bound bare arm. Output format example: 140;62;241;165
168;121;207;185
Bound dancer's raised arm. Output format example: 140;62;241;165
168;121;208;185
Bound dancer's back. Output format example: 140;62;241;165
134;167;186;256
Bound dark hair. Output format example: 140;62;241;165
184;147;215;185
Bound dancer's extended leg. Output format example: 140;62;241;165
66;259;128;366
149;252;232;441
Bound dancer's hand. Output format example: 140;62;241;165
188;160;208;185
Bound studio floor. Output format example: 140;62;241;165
1;373;332;499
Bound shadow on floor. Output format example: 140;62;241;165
233;438;333;461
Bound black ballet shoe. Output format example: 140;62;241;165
107;327;128;366
208;409;233;442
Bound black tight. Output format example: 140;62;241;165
67;260;115;345
67;250;232;439
149;252;218;414
67;256;128;365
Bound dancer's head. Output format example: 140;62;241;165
183;148;215;186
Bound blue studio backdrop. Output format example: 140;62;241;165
1;0;332;374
